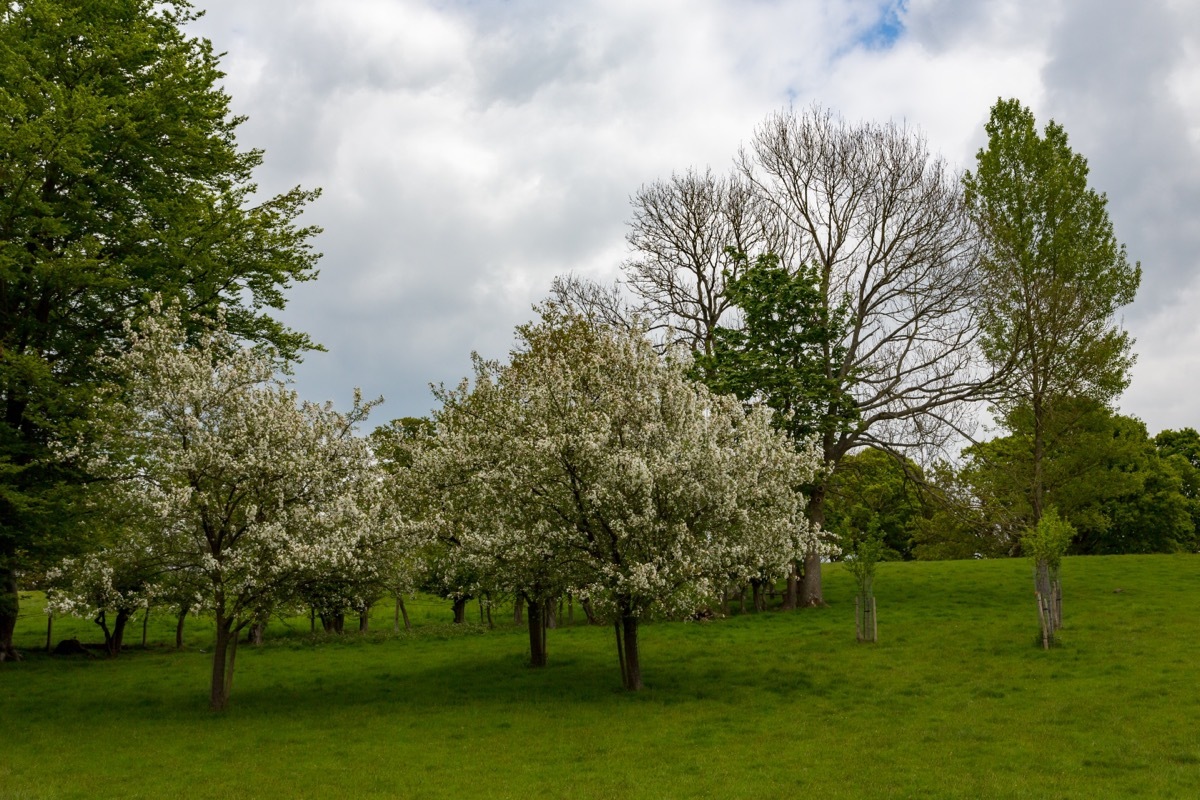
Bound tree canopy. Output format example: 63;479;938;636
0;0;322;659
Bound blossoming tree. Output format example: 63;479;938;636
419;306;822;689
81;306;392;710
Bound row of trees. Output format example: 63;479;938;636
564;99;1145;588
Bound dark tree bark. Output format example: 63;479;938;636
451;596;468;624
545;597;558;630
800;486;828;607
526;597;547;668
175;607;188;649
359;609;369;633
0;566;20;661
513;595;524;625
95;609;131;658
620;612;643;691
141;608;150;648
210;615;239;711
320;612;344;634
45;612;53;653
581;598;599;625
397;595;411;631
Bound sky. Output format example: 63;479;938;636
186;0;1200;438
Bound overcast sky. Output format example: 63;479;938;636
186;0;1200;438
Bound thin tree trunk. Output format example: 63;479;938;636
398;596;411;631
175;607;188;649
485;595;494;629
582;598;598;625
0;566;20;661
620;611;643;691
782;562;800;610
224;627;239;701
45;612;53;653
527;597;547;668
310;606;316;633
513;595;524;625
452;596;468;624
142;607;150;648
614;618;626;687
210;615;235;711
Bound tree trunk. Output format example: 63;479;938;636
359;609;370;633
800;485;827;607
581;598;598;625
452;596;468;624
96;609;130;658
513;595;524;625
619;611;643;691
397;595;411;631
1031;393;1045;527
210;615;235;711
45;612;53;653
545;597;558;630
175;607;188;649
526;597;547;668
782;562;800;610
142;607;150;648
248;620;265;646
0;566;20;661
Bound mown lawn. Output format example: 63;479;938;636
2;555;1199;799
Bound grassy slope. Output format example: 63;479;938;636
2;555;1199;799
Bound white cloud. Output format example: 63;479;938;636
186;0;1200;434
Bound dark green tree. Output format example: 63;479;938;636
693;251;855;606
945;400;1195;556
824;448;930;561
963;98;1141;529
0;0;321;660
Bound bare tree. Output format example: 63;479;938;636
548;273;637;333
627;107;993;607
624;167;790;356
745;107;991;605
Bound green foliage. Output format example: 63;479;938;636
825;449;929;560
692;250;856;441
1021;508;1073;574
963;98;1140;526
0;0;322;634
842;530;883;595
952;401;1196;556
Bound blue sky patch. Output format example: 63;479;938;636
858;0;907;50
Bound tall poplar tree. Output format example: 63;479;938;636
0;0;321;660
963;98;1141;528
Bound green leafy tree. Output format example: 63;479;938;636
0;0;321;660
963;98;1141;529
824;449;930;561
945;401;1195;556
693;251;855;606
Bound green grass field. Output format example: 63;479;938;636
2;555;1199;799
